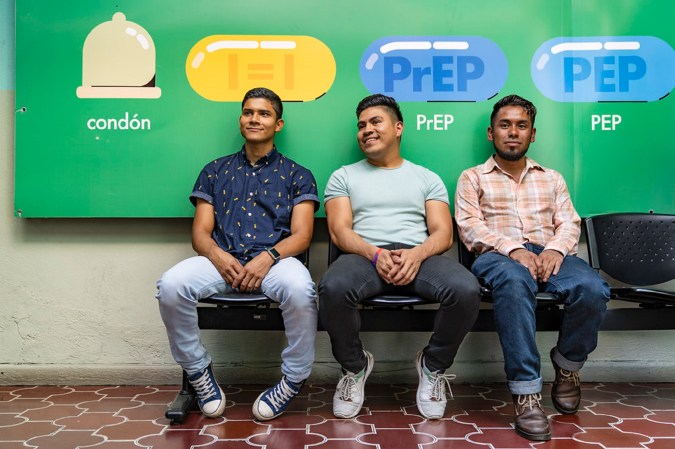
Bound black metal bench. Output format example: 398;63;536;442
165;213;675;423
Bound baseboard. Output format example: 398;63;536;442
2;359;673;385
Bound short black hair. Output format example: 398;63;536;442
242;87;283;119
356;93;403;123
490;94;537;127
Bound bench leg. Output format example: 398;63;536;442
165;370;197;424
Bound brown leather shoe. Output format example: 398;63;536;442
550;348;581;414
512;393;551;441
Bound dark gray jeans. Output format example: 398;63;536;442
318;243;481;373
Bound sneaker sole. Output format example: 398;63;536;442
334;350;374;419
252;394;276;421
201;386;226;418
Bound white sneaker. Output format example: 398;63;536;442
333;350;374;418
415;350;455;419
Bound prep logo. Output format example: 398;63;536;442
360;36;507;102
531;36;675;102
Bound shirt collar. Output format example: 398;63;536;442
238;145;280;166
482;155;545;174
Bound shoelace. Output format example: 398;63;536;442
264;378;298;410
427;371;457;400
336;372;358;401
191;371;217;401
517;393;543;411
559;369;580;386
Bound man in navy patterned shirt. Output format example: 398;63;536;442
156;87;319;421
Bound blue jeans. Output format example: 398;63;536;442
472;244;610;395
156;256;318;384
318;243;482;373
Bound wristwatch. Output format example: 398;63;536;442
266;247;280;265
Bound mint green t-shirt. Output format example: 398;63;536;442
324;159;449;246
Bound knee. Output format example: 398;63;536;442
156;266;194;307
279;276;317;309
493;272;538;298
439;273;482;308
318;271;353;305
489;273;538;311
458;273;482;300
569;278;610;312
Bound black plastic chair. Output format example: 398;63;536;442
584;212;675;307
165;250;308;424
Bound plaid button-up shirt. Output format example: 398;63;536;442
455;156;580;257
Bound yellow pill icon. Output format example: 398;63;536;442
186;35;336;102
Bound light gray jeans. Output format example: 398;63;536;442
156;255;318;383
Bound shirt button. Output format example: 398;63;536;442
248;213;252;216
246;233;251;237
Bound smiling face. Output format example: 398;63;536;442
488;105;536;162
356;106;403;164
239;97;284;145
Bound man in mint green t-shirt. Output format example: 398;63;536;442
319;94;481;421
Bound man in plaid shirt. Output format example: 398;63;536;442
455;94;610;442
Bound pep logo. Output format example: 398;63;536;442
360;36;507;102
186;35;336;102
531;36;675;102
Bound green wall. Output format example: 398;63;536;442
15;0;675;217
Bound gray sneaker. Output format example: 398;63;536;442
333;350;374;418
415;350;455;419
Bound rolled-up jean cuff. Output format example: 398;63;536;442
552;347;586;372
507;377;543;395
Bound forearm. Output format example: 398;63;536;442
544;221;580;256
330;227;380;261
192;230;226;262
271;230;312;259
544;177;581;256
415;228;451;260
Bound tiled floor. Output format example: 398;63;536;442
1;382;674;449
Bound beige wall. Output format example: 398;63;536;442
2;87;674;385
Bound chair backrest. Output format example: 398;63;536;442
457;239;476;271
327;238;343;265
453;218;476;270
585;213;675;286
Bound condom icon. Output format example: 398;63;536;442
76;12;161;99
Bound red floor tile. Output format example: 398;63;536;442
574;427;653;447
0;382;672;448
248;428;325;448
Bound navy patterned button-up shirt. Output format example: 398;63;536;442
190;146;319;262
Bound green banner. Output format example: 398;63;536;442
15;0;675;217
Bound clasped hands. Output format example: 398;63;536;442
373;248;423;286
509;248;563;283
212;250;273;293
